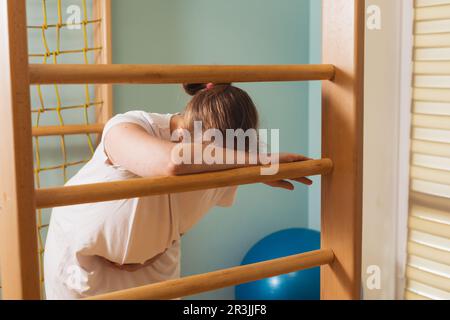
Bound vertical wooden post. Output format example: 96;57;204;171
321;0;365;300
0;0;41;299
93;0;113;124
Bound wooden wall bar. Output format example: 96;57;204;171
32;124;104;137
36;159;333;209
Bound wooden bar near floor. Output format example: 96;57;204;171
87;249;335;300
0;0;41;300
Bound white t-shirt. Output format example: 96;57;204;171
44;111;237;299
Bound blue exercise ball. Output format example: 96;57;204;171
235;228;320;300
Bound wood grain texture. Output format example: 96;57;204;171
36;159;333;209
93;0;113;125
29;64;336;84
0;0;40;299
321;0;365;300
87;249;334;300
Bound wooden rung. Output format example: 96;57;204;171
86;249;334;300
35;159;332;208
29;64;336;85
32;124;104;137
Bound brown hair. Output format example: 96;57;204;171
182;83;259;150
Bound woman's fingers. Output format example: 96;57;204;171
278;153;312;164
292;177;313;186
264;177;313;190
264;180;295;190
277;180;295;190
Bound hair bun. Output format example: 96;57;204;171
183;83;207;96
183;83;233;96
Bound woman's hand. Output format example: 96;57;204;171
264;177;313;190
263;153;313;190
100;251;166;272
278;153;312;163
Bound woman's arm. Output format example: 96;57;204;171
104;123;311;178
104;123;176;177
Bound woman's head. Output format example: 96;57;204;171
182;83;259;137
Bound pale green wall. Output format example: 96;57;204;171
308;0;322;231
112;0;320;299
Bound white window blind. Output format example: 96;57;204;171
406;0;450;300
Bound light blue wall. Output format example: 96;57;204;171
308;0;322;231
111;0;319;300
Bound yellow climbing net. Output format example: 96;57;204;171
26;0;107;292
